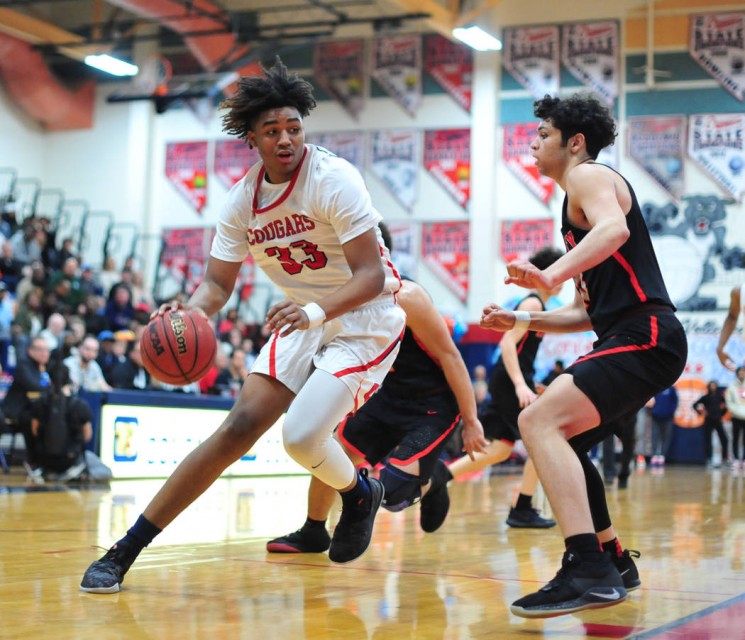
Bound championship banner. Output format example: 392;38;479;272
157;227;214;298
689;13;745;101
214;139;259;189
688;113;745;201
306;131;366;173
627;116;686;201
369;129;420;212
421;221;470;302
313;40;366;119
596;141;619;170
386;221;418;279
424;129;471;210
502;25;560;99
561;21;620;104
165;141;208;213
371;35;422;117
424;33;472;111
500;219;555;263
503;123;556;205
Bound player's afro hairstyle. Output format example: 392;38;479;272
221;57;317;142
533;93;617;159
529;246;564;271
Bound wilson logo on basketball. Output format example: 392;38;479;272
170;313;188;355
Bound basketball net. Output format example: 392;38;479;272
134;54;173;97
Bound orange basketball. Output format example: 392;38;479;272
140;309;217;385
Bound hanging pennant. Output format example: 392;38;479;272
313;40;366;119
688;113;745;202
386;221;419;279
165;141;208;214
424;34;472;111
306;131;366;173
371;35;422;116
689;13;745;101
424;129;471;210
421;221;470;302
627;116;686;201
214;139;260;189
503;123;556;205
561;21;620;104
500;219;555;264
502;25;560;99
369;129;420;212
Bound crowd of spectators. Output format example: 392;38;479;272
0;212;264;478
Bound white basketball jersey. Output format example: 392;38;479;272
211;144;400;305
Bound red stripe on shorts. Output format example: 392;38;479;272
334;327;405;378
573;316;659;364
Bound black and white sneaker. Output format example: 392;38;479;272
510;551;627;618
80;541;138;594
613;548;641;591
266;526;331;553
328;469;384;564
506;507;557;529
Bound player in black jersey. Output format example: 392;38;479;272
481;93;687;618
445;247;564;529
266;225;488;558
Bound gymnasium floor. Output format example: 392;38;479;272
1;463;744;639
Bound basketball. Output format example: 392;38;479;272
140;309;217;385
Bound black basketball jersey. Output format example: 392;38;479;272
492;293;546;378
561;167;674;337
383;324;451;396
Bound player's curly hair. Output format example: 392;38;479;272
529;246;564;270
533;93;616;159
220;57;317;142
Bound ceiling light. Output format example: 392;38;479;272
452;26;502;51
84;54;139;77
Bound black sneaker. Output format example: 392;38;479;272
510;551;627;618
79;541;138;594
420;460;450;533
613;548;641;591
328;469;384;564
506;507;557;529
266;526;331;553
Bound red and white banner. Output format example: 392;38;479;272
627;116;686;201
688;113;745;201
313;40;366;119
387;221;418;279
306;131;366;173
214;139;259;189
424;129;471;210
503;123;556;205
157;227;214;298
689;13;745;101
502;25;560;99
165;141;208;213
500;219;555;263
561;21;620;104
421;221;470;302
424;33;472;111
369;129;420;212
371;35;422;117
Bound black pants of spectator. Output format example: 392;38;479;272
602;412;636;482
732;418;745;462
703;418;729;463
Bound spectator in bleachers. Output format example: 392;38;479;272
108;339;150;390
104;284;135;332
15;260;47;304
0;197;17;239
63;335;112;394
108;267;134;302
39;312;66;352
130;270;154;309
198;348;229;395
9;219;43;267
96;330;117;382
58;316;87;359
80;264;103;298
98;256;120;298
81;293;108;337
49;257;85;311
11;287;44;353
241;337;257;372
55;237;78;269
0;282;12;371
0;239;24;294
214;348;247;398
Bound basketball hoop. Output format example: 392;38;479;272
135;55;173;96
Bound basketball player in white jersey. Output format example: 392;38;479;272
80;58;406;593
717;284;744;371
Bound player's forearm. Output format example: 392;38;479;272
523;304;593;334
314;264;385;321
717;316;738;351
442;355;479;424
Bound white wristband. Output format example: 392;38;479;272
302;302;326;329
513;310;531;331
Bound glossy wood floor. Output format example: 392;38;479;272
1;462;744;639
